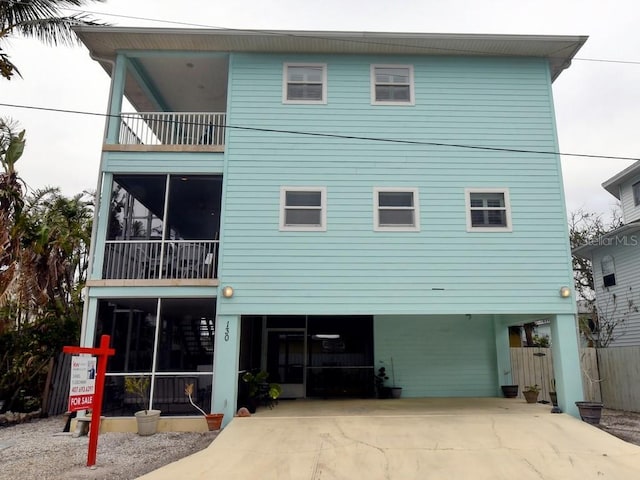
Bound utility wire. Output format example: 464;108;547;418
2;102;638;162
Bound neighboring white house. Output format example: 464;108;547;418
574;161;640;346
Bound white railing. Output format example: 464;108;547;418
118;112;226;146
103;240;218;280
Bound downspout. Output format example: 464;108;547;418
79;52;117;347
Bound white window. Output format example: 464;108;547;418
633;181;640;206
373;188;420;231
283;63;327;104
465;188;512;232
601;255;616;287
280;187;327;231
371;65;414;105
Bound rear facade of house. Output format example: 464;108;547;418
76;28;586;424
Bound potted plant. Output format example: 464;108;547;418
523;384;540;404
374;367;391;399
500;369;519;398
377;358;402;398
241;370;281;413
124;376;161;436
576;355;604;425
184;383;223;431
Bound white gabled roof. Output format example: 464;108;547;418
74;27;587;82
602;161;640;199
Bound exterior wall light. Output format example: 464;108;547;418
559;286;571;298
221;286;234;298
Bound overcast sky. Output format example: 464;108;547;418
2;0;639;220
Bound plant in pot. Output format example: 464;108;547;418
500;370;519;398
377;358;402;399
523;384;540;404
124;376;161;436
374;367;391;399
184;383;223;431
241;371;282;413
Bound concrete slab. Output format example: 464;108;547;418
137;398;640;480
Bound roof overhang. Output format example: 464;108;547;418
602;161;640;199
572;220;640;258
74;27;587;82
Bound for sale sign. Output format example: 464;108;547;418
68;356;97;412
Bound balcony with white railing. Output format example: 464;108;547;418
112;112;226;150
103;240;219;281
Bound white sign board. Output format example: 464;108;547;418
68;355;97;412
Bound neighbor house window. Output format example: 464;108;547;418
633;181;640;206
371;65;414;105
280;187;327;231
601;255;616;287
374;188;420;231
283;64;327;104
465;188;512;232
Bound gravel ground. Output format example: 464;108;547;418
0;416;218;480
1;408;639;479
599;408;640;446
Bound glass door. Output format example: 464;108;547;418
266;330;306;398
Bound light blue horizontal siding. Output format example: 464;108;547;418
218;53;574;316
103;151;224;173
375;315;497;396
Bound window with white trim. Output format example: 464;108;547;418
283;64;327;104
633;181;640;206
280;187;327;231
465;188;512;232
601;255;616;287
371;65;414;105
374;188;420;231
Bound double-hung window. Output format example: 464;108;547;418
371;65;414;105
283;63;327;104
280;187;327;231
601;255;616;287
465;188;512;232
374;188;420;231
633;181;640;206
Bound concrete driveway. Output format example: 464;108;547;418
138;398;640;479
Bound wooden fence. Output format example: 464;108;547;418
44;353;71;416
509;347;600;403
597;347;640;412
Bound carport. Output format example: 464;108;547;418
138;398;640;479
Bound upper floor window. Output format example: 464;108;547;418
283;64;327;104
465;188;512;232
601;255;616;287
280;187;327;231
371;65;414;105
373;188;420;231
633;181;640;206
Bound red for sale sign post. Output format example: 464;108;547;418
68;356;97;412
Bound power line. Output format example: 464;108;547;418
2;102;638;162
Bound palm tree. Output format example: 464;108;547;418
1;0;105;80
0;118;26;313
0;120;93;411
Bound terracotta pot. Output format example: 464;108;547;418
205;413;224;431
523;390;539;404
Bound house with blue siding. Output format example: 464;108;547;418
75;28;587;425
574;161;640;346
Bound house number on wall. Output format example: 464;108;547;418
224;321;230;342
